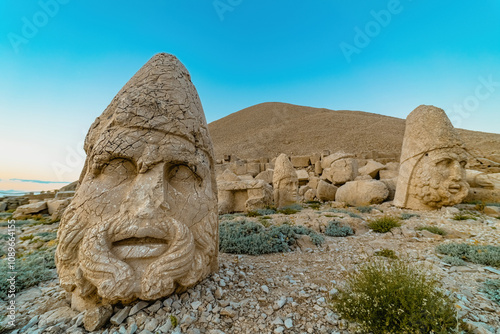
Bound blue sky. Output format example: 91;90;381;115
0;0;499;190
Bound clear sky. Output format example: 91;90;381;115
1;0;499;192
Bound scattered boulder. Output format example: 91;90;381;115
336;180;389;206
321;152;353;169
379;169;399;179
13;201;48;218
0;202;6;212
358;160;385;178
316;180;337;202
291;155;310;168
218;179;273;213
304;189;316;202
324;158;358;185
84;305;113;331
255;170;274;184
296;169;309;184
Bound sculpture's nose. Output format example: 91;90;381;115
449;161;463;181
124;165;167;219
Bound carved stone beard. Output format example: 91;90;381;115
58;207;216;304
410;155;469;208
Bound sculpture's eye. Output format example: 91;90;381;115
166;164;201;191
100;158;137;177
436;158;452;168
459;160;467;168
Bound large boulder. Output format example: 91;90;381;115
323;158;358;185
13;201;48;218
336;180;389;206
358;160;385;178
316;180;338;202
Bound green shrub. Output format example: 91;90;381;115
170;315;178;328
356;206;373;213
325;221;354;237
482;279;500;305
417;226;447;236
327;208;362;219
219;213;245;221
0;247;56;300
246;210;261;217
219;220;323;255
367;216;401;233
374;249;397;259
277;204;302;215
35;232;57;242
452;213;476;221
257;208;277;216
307;203;321;210
436;243;500;267
442;255;466;266
401;213;419;220
330;259;467;334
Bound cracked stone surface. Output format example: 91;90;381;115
273;154;299;208
55;53;218;311
394;105;470;210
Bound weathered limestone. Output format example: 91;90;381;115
273;154;298;208
322;158;358;185
296;169;310;184
55;53;218;311
218;171;272;214
13;201;48;218
316;180;337;202
394;105;469;210
336;180;389;206
290;155;311;168
255;170;274;184
358;160;385;178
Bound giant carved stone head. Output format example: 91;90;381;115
55;53;218;310
394;105;469;210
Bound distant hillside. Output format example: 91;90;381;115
208;102;500;164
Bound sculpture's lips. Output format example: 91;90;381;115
448;184;461;194
112;237;169;260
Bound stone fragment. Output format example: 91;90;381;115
110;306;131;325
325;158;358;185
304;189;316;202
255;169;274;184
358;160;385;178
12;201;48;218
0;202;7;212
130;301;149;316
290;155;310;168
394;105;469;210
316;180;337;202
83;305;113;331
218;178;272;213
321;152;354;169
296;169;309;183
336;180;389;206
273;154;299;208
379;169;399;179
39;306;77;327
56;53;219;311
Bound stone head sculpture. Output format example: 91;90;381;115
55;53;218;310
394;105;469;210
273;153;299;208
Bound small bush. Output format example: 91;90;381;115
374;249;398;259
368;216;401;233
401;213;419;220
325;221;354;237
257;208;277;216
0;247;56;300
356;206;373;213
330;259;467;333
327;208;362;219
474;202;485;212
482;279;500;305
436;243;500;267
277;204;302;215
219;220;323;255
452;213;476;221
307;203;321;210
442;255;466;266
246;210;261;217
417;226;447;236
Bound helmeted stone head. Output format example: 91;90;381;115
273;153;299;208
55;53;218;310
394;105;469;210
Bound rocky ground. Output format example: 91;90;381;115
1;202;500;334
